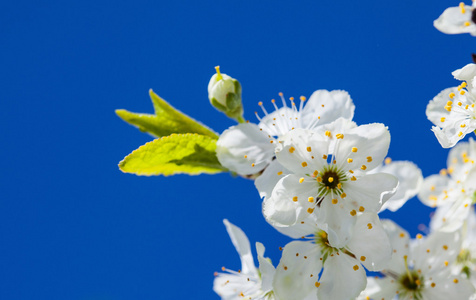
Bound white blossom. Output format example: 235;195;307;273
216;90;355;177
361;220;475;300
426;64;476;148
214;220;276;300
273;213;391;300
434;2;476;36
263;126;398;247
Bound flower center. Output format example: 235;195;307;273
316;165;347;197
321;170;340;189
399;270;424;292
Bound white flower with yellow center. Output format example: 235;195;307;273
360;220;475;300
216;90;355;176
427;63;476;148
434;2;476;36
418;139;476;231
263;126;398;247
273;213;391;300
213;220;277;300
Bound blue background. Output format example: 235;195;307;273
1;0;475;299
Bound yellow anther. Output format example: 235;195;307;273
258;101;263;106
315;282;320;287
349;170;354;174
458;131;463;137
313;170;319;176
341;193;347;198
353;265;359;271
359;206;365;212
289;147;295;153
429;195;437;201
466;104;469;109
426;249;430;253
367;156;372;162
444;261;449;266
447;100;453;106
302;162;308;167
416;233;423;239
347;158;353;163
307;146;312;152
385;157;392;164
458;102;463;106
299;177;305;183
460;2;466;13
462;81;468;88
350;210;356;216
316;177;322;182
399;233;405;238
336;133;344;139
322;154;327;159
360;256;366;261
367;223;373;229
454;278;459;284
325;131;331;137
269;140;273;143
251;163;255;167
361;165;367;170
440;117;446;122
440;169;447;176
277;171;283;175
332;198;338;204
300;96;306;101
460;90;466;95
337;183;342;189
351;176;356;181
443;245;448;250
292;196;298;202
430;185;435;191
415;279;421;286
351;147;358;152
328;177;334;183
449;92;456;99
431;282;436;288
307;208;314;214
308;197;314;203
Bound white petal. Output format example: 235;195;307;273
273;241;322;300
275;128;328;174
358;277;398;300
452;63;476;82
254;160;290;200
347;213;392;271
263;174;319;226
316;197;356;248
417;174;451;207
223;219;257;276
317;253;367;300
301;90;355;128
272;214;319;239
429;200;471;232
216;123;275;175
344;173;398;212
378;161;423;212
381;219;410;275
335;123;390;172
426;87;457;127
412;230;462;274
422;274;475;300
256;242;275;294
434;6;476;35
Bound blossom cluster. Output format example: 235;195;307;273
115;2;476;299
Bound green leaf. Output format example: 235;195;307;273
116;89;218;139
119;133;227;176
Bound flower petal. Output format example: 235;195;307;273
223;219;257;276
254;160;289;200
347;213;392;271
334;123;390;172
344;173;398;213
317;252;367;300
301;90;355;128
256;242;275;294
216;123;274;175
263;174;319;226
273;241;322;300
316;197;356;248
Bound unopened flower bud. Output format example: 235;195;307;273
208;66;244;123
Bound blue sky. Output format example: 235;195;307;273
1;0;475;299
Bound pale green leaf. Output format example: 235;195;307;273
116;89;218;138
119;133;227;176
